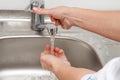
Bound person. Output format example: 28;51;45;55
33;6;120;80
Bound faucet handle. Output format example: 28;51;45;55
24;0;45;32
25;0;42;12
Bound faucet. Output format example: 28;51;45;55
31;0;45;32
26;0;45;31
25;0;57;35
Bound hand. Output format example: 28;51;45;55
40;44;95;80
40;44;71;73
33;6;74;29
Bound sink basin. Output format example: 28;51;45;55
0;36;102;80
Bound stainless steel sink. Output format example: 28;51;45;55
0;36;102;80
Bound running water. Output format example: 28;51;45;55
46;23;57;55
50;35;55;55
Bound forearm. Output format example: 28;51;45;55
54;66;95;80
67;8;120;41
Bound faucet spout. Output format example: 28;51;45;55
46;23;58;36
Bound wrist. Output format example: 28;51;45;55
53;65;95;80
53;64;71;75
53;64;72;80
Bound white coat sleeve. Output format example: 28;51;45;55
81;57;120;80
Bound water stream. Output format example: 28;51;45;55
50;35;55;55
46;23;57;55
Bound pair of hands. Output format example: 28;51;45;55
33;6;73;74
33;7;95;80
33;6;72;73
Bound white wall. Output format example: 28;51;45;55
0;0;30;10
45;0;120;10
0;0;120;10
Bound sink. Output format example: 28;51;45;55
0;36;102;80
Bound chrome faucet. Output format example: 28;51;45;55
26;0;45;31
25;0;57;35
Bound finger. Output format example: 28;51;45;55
40;54;50;70
56;49;64;57
54;47;60;53
58;49;64;55
60;18;71;29
62;24;71;29
44;44;51;54
62;23;69;29
64;19;72;29
50;16;56;22
54;47;60;56
59;20;64;28
44;44;50;51
50;17;60;26
55;20;61;26
40;54;46;69
33;7;51;15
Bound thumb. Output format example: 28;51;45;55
33;7;51;15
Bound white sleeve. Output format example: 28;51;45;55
81;57;120;80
